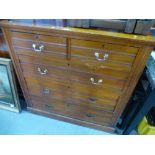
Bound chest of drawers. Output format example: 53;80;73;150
1;20;155;132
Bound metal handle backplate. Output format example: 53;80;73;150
86;113;96;118
42;88;50;94
88;97;97;104
32;43;44;52
37;67;48;75
95;52;109;61
45;104;53;109
90;77;103;85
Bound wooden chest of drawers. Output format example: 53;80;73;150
1;20;155;132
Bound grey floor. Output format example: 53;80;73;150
0;109;111;135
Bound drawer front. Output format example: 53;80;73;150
20;62;126;91
23;76;119;112
29;96;114;126
18;54;129;84
29;89;117;112
71;39;139;72
11;31;67;56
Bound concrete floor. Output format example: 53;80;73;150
0;109;111;135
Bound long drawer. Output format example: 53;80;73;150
29;89;117;112
29;96;114;126
27;80;117;112
24;76;121;101
18;53;129;81
20;62;126;91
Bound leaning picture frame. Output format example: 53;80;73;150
0;57;20;112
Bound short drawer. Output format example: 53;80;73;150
11;31;67;56
71;39;139;72
29;97;114;126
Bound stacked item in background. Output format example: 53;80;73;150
138;51;155;135
10;19;155;35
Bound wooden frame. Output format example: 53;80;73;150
0;58;21;112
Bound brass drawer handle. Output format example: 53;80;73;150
32;43;44;52
45;104;53;109
37;67;48;75
88;97;97;103
95;52;109;61
86;113;96;118
90;77;103;85
42;88;50;94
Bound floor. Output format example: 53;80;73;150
0;109;111;135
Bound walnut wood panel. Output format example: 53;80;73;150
1;20;154;132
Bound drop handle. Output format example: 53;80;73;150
37;67;48;75
88;97;97;104
45;104;53;109
95;52;109;61
42;88;51;94
90;77;103;85
32;43;44;52
86;113;96;118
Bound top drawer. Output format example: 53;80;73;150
11;31;67;55
71;39;139;63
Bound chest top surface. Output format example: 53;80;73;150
0;20;155;46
